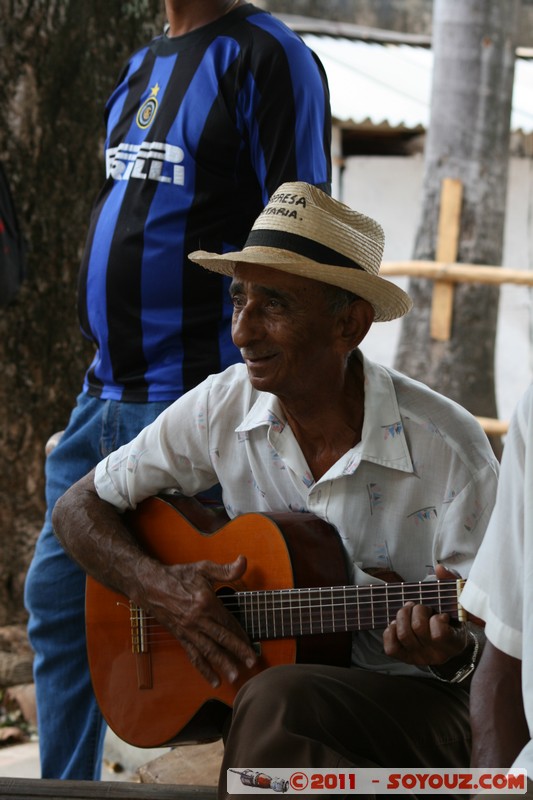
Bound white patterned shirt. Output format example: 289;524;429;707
95;351;498;676
460;385;533;773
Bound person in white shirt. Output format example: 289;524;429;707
53;183;498;799
460;386;533;799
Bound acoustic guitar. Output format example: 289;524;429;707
85;495;467;748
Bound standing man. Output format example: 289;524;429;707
24;2;331;780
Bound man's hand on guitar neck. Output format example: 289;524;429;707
52;470;258;690
382;564;474;670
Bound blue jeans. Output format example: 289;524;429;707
24;393;172;780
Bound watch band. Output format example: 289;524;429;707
427;631;480;684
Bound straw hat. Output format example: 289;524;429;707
189;181;412;322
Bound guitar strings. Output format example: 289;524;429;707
127;607;460;645
127;589;461;628
131;585;462;614
124;583;463;645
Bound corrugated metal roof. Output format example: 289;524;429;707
302;34;533;133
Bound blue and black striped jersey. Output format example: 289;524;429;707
78;3;331;402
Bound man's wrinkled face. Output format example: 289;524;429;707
230;264;342;401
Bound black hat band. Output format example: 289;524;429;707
244;229;365;271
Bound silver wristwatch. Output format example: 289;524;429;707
427;631;480;683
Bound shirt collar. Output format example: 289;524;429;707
235;350;414;475
236;391;287;435
358;351;414;473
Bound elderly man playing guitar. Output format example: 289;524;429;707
53;183;498;799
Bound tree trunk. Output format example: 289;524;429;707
394;0;520;458
0;0;165;625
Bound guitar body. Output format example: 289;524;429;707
85;496;351;748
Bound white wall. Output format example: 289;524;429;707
337;155;533;423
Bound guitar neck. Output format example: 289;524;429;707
225;578;466;641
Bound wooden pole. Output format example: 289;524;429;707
431;178;463;340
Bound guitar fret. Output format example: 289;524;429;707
297;590;303;635
247;592;253;639
243;592;248;640
289;589;294;636
305;589;311;635
252;591;257;640
343;587;348;631
246;592;251;639
255;591;261;639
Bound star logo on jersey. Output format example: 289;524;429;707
136;83;160;130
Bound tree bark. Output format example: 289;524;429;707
0;0;165;625
394;0;520;458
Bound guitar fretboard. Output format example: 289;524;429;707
222;579;465;641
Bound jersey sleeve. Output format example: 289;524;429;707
237;20;332;200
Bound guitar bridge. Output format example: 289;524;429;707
130;602;153;690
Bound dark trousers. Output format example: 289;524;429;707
220;663;471;799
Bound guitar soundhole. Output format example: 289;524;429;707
218;586;241;625
218;586;261;655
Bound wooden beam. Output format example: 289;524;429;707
0;778;216;799
431;179;463;341
381;261;533;285
475;417;509;436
